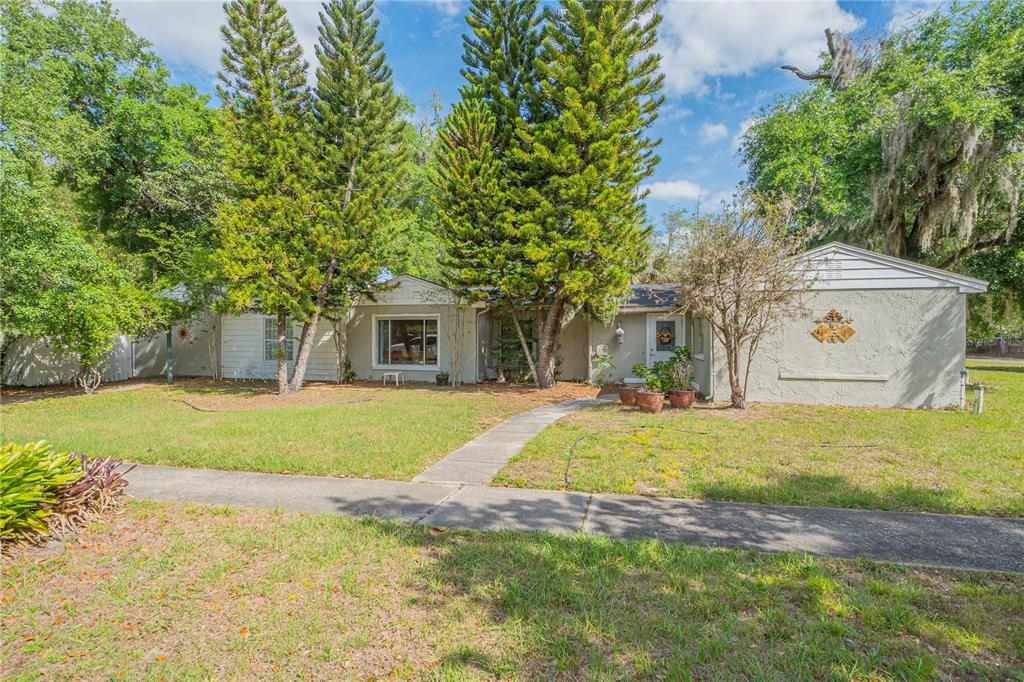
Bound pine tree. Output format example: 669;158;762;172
288;0;407;391
215;0;317;395
518;0;664;387
437;0;545;381
460;0;543;148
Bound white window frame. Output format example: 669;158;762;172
371;313;441;371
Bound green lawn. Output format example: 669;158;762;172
3;501;1021;680
0;381;566;480
496;361;1024;516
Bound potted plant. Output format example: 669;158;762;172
435;371;450;386
616;381;640;406
666;346;696;409
631;364;665;413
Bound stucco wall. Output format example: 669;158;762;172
710;288;967;408
587;313;649;384
556;314;589;381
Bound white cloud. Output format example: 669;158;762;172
699;121;729;144
641;180;706;201
657;0;862;95
111;0;464;79
732;116;755;151
661;102;693;120
887;1;938;34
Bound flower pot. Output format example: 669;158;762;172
617;384;640;406
668;389;695;409
635;390;665;414
436;376;449;386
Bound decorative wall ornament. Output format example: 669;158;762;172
811;309;856;343
656;326;675;345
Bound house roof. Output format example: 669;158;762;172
622;284;681;309
801;242;988;294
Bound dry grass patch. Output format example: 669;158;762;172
3;501;1022;680
496;362;1024;515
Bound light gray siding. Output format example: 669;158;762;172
2;336;133;387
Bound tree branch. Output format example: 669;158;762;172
938;235;1005;269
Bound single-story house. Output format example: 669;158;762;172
2;243;987;408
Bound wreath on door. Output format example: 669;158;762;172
656;326;674;345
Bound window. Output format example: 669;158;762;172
489;315;537;369
264;318;294;362
655;320;677;352
694;318;705;355
375;317;439;367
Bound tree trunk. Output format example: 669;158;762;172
725;340;745;409
509;307;538;385
329;314;348;383
289;256;339;392
276;311;289;396
534;294;566;390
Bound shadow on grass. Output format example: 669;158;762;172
694;472;968;515
351;515;1024;679
970;364;1024;374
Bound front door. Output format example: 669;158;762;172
646;315;680;367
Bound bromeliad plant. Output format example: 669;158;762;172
0;441;132;545
1;441;80;539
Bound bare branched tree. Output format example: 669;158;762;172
781;29;872;91
671;197;811;408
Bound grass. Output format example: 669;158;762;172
0;380;588;480
496;361;1024;516
3;500;1022;680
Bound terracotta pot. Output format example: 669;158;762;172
617;385;640;406
668;389;695;409
635;390;665;414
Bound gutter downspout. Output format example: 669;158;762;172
586;316;593;383
707;323;715;401
475;304;490;384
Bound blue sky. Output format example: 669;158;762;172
111;0;938;228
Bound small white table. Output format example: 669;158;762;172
382;371;405;386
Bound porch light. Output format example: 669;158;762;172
614;322;625;344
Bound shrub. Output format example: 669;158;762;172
0;441;132;544
0;441;80;539
49;455;132;536
632;345;695;395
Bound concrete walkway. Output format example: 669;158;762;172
124;463;1024;573
412;397;610;485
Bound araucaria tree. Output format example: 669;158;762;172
519;0;664;388
672;199;810;409
287;0;407;392
435;0;543;381
215;0;317;395
438;0;663;389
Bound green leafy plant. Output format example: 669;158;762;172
631;364;664;393
0;441;81;539
632;345;695;395
0;442;133;544
589;353;615;387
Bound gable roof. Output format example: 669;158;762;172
622;284;681;309
800;242;988;294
